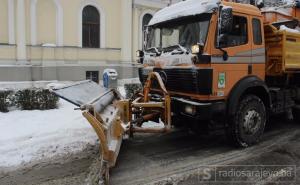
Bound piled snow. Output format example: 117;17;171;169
149;0;220;26
284;0;295;5
142;121;165;129
118;78;140;86
117;86;126;98
256;0;264;5
264;0;294;7
262;0;296;17
280;25;300;33
42;43;56;47
0;81;60;90
0;99;98;168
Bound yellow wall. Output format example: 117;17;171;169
28;46;120;63
60;0;77;46
0;0;162;63
37;0;56;45
100;0;121;48
0;0;8;44
59;0;122;48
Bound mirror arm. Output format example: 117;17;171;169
216;47;228;61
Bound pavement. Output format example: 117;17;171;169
1;118;299;185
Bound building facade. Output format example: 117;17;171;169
0;0;180;81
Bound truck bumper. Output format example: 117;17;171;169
171;97;226;121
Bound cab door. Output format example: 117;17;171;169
211;13;252;98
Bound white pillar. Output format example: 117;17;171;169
8;0;15;45
133;7;139;59
54;0;64;46
121;0;133;63
30;0;37;46
16;0;27;63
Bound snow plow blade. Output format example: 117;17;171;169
50;72;172;184
50;80;126;184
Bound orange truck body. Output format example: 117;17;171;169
139;0;300;123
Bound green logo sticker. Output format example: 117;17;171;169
218;72;226;89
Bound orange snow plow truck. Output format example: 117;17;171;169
51;0;300;184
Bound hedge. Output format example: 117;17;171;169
124;83;143;99
0;89;13;112
0;88;59;112
15;89;59;110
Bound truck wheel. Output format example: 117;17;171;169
227;95;266;147
292;106;300;123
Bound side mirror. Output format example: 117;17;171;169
220;7;233;35
143;29;147;50
217;6;231;61
218;34;228;47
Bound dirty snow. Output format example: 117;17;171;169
262;7;293;16
117;86;126;98
149;0;219;26
0;99;98;168
142;121;165;129
262;0;296;16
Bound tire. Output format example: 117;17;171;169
292;106;300;123
227;95;266;147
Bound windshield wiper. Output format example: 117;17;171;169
162;44;190;55
145;47;161;56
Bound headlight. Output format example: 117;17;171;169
191;44;204;55
136;50;144;58
184;105;196;115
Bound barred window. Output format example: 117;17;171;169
82;6;100;48
86;71;99;83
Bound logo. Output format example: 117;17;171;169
218;72;226;89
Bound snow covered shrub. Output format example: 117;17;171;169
15;89;38;110
0;89;13;112
37;89;59;110
124;83;142;99
15;88;59;110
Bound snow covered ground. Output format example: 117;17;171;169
0;79;151;172
0;99;98;168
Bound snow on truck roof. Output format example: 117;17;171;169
148;0;262;26
148;0;220;26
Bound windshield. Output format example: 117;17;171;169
146;14;211;53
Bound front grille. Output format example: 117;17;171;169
138;67;213;95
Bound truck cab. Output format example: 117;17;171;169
138;0;265;120
137;0;300;147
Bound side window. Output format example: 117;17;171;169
219;16;248;48
252;18;262;45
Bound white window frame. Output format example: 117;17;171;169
30;0;63;46
78;0;106;48
139;10;155;50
